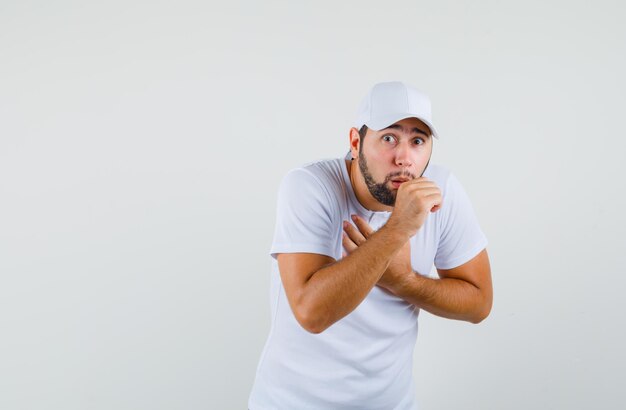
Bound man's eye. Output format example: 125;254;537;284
382;135;395;143
414;138;424;145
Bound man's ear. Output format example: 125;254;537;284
348;127;361;159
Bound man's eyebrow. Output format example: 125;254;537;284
383;124;430;137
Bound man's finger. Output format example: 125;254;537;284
351;215;375;238
343;220;367;245
342;232;358;253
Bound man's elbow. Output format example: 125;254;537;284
469;297;493;324
293;304;331;334
469;310;489;324
300;321;327;334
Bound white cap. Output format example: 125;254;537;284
354;81;439;138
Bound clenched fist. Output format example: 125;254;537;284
387;177;442;237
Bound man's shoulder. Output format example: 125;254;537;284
300;157;344;175
282;157;346;191
277;158;346;216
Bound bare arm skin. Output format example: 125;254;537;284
390;249;492;323
343;175;493;323
277;222;410;334
279;175;491;333
343;215;492;324
278;176;442;334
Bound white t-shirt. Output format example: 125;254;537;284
249;158;488;410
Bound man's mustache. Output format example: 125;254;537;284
385;171;416;181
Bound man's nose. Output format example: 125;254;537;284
394;142;413;167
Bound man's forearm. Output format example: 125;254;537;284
301;225;408;333
394;273;491;323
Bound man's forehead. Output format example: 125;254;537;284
382;119;431;136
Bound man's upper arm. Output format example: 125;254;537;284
271;168;338;259
437;248;492;303
277;253;336;311
270;166;340;329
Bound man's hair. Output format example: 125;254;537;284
359;125;368;140
358;125;368;154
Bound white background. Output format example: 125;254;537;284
1;1;625;409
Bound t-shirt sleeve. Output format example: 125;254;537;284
434;173;488;270
270;168;339;260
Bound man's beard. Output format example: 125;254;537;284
358;152;416;207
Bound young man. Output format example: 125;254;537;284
248;81;492;409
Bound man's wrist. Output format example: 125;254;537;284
380;220;412;244
393;270;416;298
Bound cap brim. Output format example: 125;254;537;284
366;113;439;139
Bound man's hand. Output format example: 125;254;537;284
387;177;442;238
343;213;493;323
343;215;413;294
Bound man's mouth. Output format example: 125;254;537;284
390;178;409;188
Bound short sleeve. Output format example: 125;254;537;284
270;168;339;260
434;173;488;270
